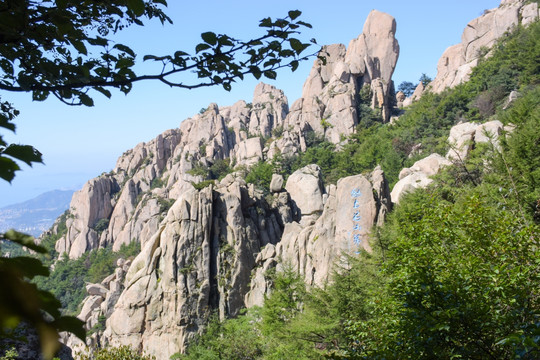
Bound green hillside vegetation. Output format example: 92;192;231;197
33;241;139;315
177;21;540;360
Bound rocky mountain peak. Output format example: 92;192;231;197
430;0;538;93
287;9;399;142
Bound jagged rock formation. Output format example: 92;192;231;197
284;9;399;146
98;175;293;357
65;259;131;355
48;9;402;359
53;83;291;260
67;165;390;358
48;10;400;261
430;0;539;93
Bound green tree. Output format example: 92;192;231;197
75;345;156;360
397;81;415;97
0;231;85;359
419;73;432;87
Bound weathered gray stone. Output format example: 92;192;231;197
446;122;479;161
86;283;108;298
285;165;325;221
270;174;284;193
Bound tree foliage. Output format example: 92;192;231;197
0;231;85;359
75;345;156;360
397;81;415;97
0;0;315;181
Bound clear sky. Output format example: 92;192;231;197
0;0;501;207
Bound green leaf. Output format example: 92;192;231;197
289;38;309;55
2;229;46;254
218;35;234;47
94;86;112;99
53;316;86;341
264;70;277;80
79;93;94;107
201;32;217;46
174;50;189;58
195;43;211;53
249;66;262;80
0;118;16;132
0;156;19;182
259;17;272;28
3;144;42;166
290;60;299;72
288;10;302;20
297;20;312;29
113;44;136;57
2;257;49;278
71;40;87;56
127;0;145;16
143;54;159;61
87;36;108;46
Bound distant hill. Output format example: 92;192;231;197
0;190;74;237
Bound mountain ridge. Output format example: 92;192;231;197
0;189;74;237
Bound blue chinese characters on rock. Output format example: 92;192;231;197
351;188;362;248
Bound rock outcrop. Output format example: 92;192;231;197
285;9;399;144
65;164;391;358
246;165;391;306
64;258;132;354
430;0;538;93
390;154;452;204
46;9;401;261
390;120;507;203
92;175;291;358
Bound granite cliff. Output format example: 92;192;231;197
430;0;538;93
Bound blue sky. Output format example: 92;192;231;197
0;0;501;207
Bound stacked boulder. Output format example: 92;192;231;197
246;165;391;306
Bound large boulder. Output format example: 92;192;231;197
285;165;325;224
391;154;452;204
246;166;391;306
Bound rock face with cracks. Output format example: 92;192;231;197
66;165;391;358
430;0;538;93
